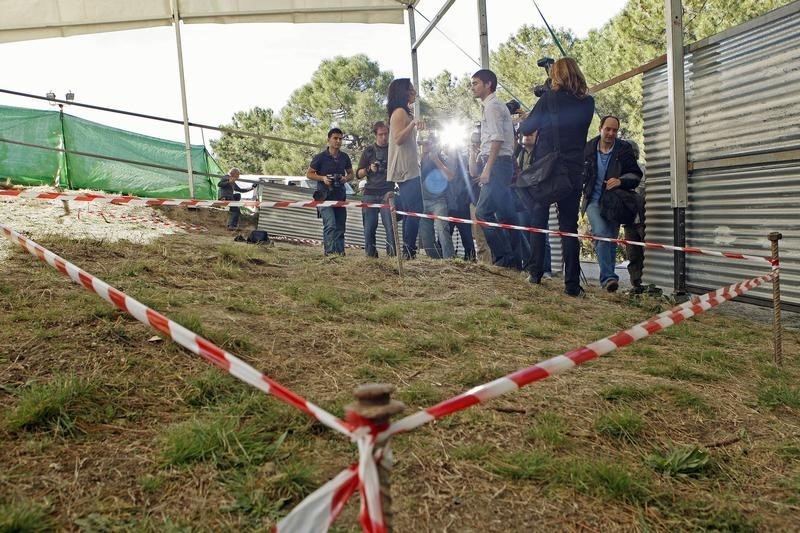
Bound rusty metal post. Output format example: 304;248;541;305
385;192;403;277
769;232;783;366
347;384;405;532
61;199;70;215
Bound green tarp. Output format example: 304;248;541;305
0;103;220;199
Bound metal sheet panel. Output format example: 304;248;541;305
256;183;472;257
641;67;677;291
642;2;800;309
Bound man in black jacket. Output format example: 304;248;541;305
218;168;252;231
581;115;642;292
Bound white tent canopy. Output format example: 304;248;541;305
0;0;413;44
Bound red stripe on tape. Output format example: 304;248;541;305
77;271;94;290
509;364;551;387
146;309;171;336
33;245;46;262
608;331;635;348
53;257;69;276
196;336;232;370
263;377;314;417
107;287;129;314
566;345;602;365
426;393;481;419
331;464;360;522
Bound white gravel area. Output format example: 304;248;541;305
0;186;180;260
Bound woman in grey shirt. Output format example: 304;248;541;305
387;78;423;259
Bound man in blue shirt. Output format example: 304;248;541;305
307;128;354;255
581;116;643;291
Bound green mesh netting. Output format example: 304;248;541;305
0;105;63;186
0;103;219;199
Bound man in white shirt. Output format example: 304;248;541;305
470;69;521;269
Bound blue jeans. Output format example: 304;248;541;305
475;157;520;268
319;206;347;255
362;193;395;257
398;177;423;259
422;196;455;259
586;200;620;285
528;191;581;295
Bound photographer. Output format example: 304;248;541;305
420;137;456;259
581;116;642;292
217;167;252;231
307;128;354;256
519;57;595;297
357;121;395;257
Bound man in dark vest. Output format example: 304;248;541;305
307;128;354;255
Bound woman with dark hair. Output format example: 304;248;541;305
519;57;595;297
387;78;424;259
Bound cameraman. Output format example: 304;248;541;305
357;121;395;257
519;57;595;297
217;167;251;231
307;128;354;256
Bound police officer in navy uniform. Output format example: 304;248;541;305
306;128;354;255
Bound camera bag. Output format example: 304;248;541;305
513;94;575;207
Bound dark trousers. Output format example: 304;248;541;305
475;156;520;268
528;191;581;295
227;206;241;229
362;193;395;257
398;177;423;259
449;222;475;260
624;222;645;286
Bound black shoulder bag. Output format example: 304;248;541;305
513;95;574;208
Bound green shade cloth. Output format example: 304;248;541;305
0;103;220;199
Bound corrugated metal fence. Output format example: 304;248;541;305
642;1;800;310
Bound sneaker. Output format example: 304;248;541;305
602;279;619;293
629;284;646;295
542;272;553;280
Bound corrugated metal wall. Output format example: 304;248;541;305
256;183;390;250
642;2;800;310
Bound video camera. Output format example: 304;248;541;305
371;158;387;172
533;57;555;98
312;174;345;201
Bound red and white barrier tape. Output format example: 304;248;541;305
277;268;777;530
1;187;775;265
0;221;352;439
383;268;777;438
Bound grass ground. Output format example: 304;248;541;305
1;209;798;531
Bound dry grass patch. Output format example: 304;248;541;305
1;224;798;531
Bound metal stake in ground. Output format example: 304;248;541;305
768;232;783;366
385;192;403;277
347;384;405;532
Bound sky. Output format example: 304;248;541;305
0;0;628;146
